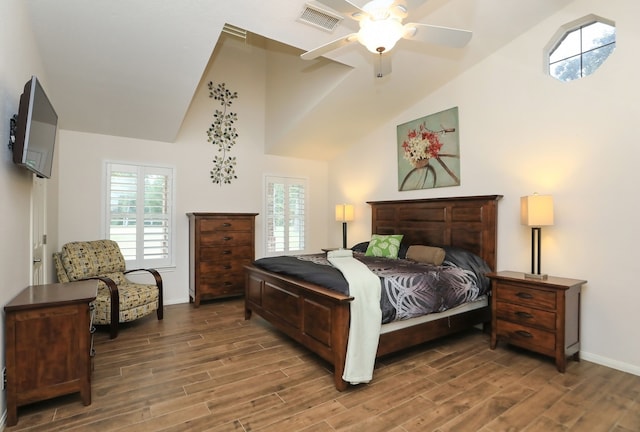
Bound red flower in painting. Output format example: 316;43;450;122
402;123;443;167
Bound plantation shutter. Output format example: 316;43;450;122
106;163;173;268
265;176;306;256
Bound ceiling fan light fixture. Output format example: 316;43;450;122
358;17;404;54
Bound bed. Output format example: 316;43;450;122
244;194;502;391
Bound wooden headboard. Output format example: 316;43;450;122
367;195;502;271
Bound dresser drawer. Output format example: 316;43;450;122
198;246;253;261
199;258;250;275
496;319;555;356
199;218;253;232
198;276;245;297
495;301;556;331
199;230;253;246
495;283;556;310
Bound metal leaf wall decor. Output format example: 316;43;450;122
207;82;238;185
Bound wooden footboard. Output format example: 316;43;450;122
246;263;492;391
245;264;353;390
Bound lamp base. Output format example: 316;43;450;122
524;272;548;280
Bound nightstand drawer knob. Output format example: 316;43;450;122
516;292;534;300
515;330;533;338
515;311;533;319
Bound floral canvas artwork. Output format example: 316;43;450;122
397;107;461;191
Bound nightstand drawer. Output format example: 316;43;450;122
495;283;556;310
496;320;555;355
496;301;556;331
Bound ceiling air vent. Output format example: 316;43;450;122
299;3;343;32
222;24;247;40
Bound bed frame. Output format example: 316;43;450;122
245;195;502;391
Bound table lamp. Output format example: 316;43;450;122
335;204;354;249
520;194;554;279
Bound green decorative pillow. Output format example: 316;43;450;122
365;234;404;259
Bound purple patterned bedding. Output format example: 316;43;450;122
252;247;491;324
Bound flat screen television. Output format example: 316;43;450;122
12;76;58;179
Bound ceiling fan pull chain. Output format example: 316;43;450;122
376;47;385;78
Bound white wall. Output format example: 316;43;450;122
57;35;330;305
329;0;640;375
0;0;59;424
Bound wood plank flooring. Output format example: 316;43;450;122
6;299;640;431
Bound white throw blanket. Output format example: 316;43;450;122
327;249;382;384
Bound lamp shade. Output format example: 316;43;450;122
520;194;554;227
335;204;355;222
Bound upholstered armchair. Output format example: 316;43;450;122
54;239;163;339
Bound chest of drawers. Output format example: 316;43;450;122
187;212;257;306
487;271;586;372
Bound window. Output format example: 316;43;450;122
265;176;306;256
105;162;174;268
547;16;615;82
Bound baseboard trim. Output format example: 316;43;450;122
581;351;640;376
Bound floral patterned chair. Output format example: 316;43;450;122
54;239;163;339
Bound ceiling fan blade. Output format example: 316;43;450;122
394;0;428;14
403;23;472;48
317;0;369;21
300;33;359;60
374;53;392;78
389;0;425;20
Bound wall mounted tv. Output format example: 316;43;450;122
12;76;58;179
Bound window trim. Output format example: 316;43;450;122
103;161;176;269
544;14;615;80
263;175;308;257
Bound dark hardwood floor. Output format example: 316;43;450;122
6;299;640;431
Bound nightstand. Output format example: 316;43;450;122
4;281;97;426
487;271;586;372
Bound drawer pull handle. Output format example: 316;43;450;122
515;311;533;319
515;330;533;338
223;265;232;270
222;223;231;227
223;236;232;241
224;281;233;286
516;292;533;299
222;250;232;255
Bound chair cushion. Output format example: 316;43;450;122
92;283;159;324
61;240;126;281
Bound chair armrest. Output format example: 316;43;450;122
125;268;162;287
76;276;120;335
124;268;163;319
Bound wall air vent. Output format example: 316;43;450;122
299;3;343;32
222;24;247;40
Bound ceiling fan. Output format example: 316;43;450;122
300;0;472;77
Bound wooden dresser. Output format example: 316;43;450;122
4;281;97;426
187;212;258;306
487;271;586;372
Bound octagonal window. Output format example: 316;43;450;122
547;16;615;82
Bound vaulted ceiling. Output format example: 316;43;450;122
24;0;573;160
